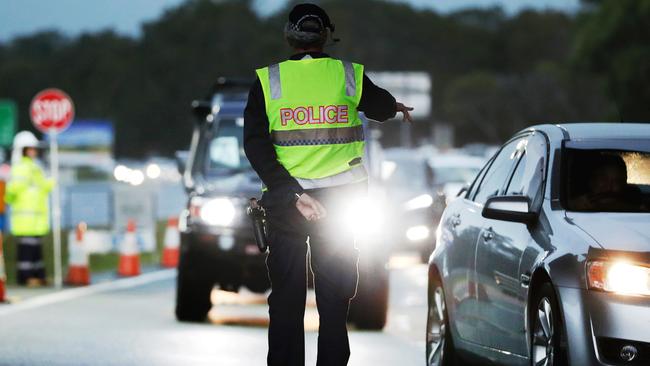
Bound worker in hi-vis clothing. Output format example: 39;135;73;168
243;4;413;365
5;131;54;287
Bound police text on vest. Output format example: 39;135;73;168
280;105;349;126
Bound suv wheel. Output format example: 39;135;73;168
348;256;389;330
175;252;214;322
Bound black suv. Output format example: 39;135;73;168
175;79;389;329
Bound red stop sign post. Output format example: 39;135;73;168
30;88;74;289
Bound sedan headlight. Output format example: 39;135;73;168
404;194;433;211
406;225;430;241
587;260;650;296
191;197;237;226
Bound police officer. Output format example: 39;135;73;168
5;131;54;286
244;3;413;365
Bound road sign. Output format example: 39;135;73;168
0;100;17;147
365;72;431;119
113;185;156;253
29;88;75;289
366;72;432;147
30;88;74;133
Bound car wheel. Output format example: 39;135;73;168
426;273;456;366
175;253;214;322
531;282;565;366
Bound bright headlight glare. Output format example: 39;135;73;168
343;198;384;236
406;225;430;241
199;198;236;226
404;194;434;211
587;260;650;296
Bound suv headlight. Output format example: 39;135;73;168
587;260;650;296
342;197;384;236
190;197;237;226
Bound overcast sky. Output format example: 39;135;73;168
0;0;581;42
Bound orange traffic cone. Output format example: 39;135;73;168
117;220;141;277
66;222;91;286
161;217;180;268
0;233;7;303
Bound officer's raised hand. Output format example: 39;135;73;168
296;193;327;221
396;102;414;123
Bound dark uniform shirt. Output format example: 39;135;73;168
243;52;397;206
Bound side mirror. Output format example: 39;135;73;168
175;150;189;175
482;195;537;225
457;184;469;197
191;100;213;123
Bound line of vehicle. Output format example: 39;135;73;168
0;269;176;317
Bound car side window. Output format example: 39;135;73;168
466;161;489;199
472;136;525;205
505;133;547;202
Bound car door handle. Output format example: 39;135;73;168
450;214;461;227
482;228;494;241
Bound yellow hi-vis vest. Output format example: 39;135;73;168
256;57;367;189
4;156;54;236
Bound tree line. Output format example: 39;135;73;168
0;0;647;157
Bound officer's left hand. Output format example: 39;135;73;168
396;102;414;123
296;193;327;221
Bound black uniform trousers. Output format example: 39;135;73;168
264;183;364;366
16;236;46;284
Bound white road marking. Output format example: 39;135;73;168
0;269;176;317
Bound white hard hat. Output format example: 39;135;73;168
11;131;41;165
13;131;40;150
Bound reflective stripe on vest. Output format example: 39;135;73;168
256;58;365;182
342;61;356;97
271;125;364;146
262;164;368;191
296;164;367;189
269;63;282;100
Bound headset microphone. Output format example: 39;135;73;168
325;28;341;48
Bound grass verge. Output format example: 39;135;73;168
2;220;167;285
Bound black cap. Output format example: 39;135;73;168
288;3;334;33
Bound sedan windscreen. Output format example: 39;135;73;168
564;145;650;212
382;159;428;190
205;118;252;176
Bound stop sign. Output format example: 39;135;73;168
30;88;74;133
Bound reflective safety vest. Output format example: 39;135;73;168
4;157;54;236
257;57;367;189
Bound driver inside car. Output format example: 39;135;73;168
570;154;646;211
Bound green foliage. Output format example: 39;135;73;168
443;63;611;143
573;0;650;121
0;0;639;152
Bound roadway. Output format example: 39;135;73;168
0;254;427;366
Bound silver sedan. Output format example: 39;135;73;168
426;123;650;366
